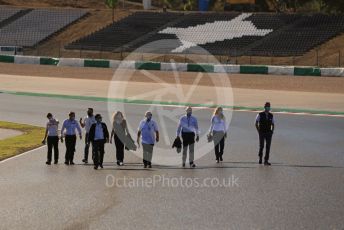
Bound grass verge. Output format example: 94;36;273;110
0;121;44;161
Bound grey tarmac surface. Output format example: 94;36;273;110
0;93;344;230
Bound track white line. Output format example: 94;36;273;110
0;145;45;164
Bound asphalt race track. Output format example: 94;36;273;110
1;93;344;230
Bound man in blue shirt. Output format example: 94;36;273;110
61;112;82;165
176;107;199;168
88;114;109;170
137;111;159;168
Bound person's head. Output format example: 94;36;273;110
87;108;94;117
95;114;102;123
264;102;271;112
113;111;124;123
186;106;192;117
214;107;224;119
69;112;75;120
46;113;53;120
145;111;152;121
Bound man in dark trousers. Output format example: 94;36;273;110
61;112;82;165
88;114;109;170
255;102;275;166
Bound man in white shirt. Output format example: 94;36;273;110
61;112;82;165
137;111;159;168
80;108;96;164
42;113;59;165
176;107;199;168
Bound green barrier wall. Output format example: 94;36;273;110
84;59;110;68
240;65;268;74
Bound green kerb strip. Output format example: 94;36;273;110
294;67;321;76
40;57;59;65
240;65;268;74
135;61;161;70
187;64;214;73
84;59;110;68
0;55;15;63
1;90;344;116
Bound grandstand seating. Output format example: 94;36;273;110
0;7;23;23
66;11;344;56
0;8;87;47
66;12;183;51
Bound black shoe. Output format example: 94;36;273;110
70;162;75;165
148;164;152;168
54;161;58;164
116;161;120;166
264;161;271;166
64;161;69;165
46;161;51;165
216;159;220;163
99;164;103;169
182;163;185;167
190;163;196;168
82;159;88;164
94;165;98;170
144;165;147;168
259;158;262;164
219;156;223;161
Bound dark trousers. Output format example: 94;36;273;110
259;132;273;162
47;136;59;162
213;131;225;160
114;134;124;162
84;133;94;161
182;132;195;164
93;140;105;166
65;135;76;163
142;143;154;166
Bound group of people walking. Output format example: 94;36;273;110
42;102;275;169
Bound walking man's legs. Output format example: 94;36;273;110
52;136;59;163
258;132;265;161
264;133;272;162
47;136;53;163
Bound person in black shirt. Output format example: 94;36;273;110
255;102;275;166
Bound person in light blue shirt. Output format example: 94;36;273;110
137;111;159;168
176;107;199;168
60;112;82;165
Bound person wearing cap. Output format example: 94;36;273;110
61;112;82;165
88;114;109;170
80;108;96;164
176;106;199;168
208;107;227;163
42;113;60;165
255;102;275;166
137;111;159;168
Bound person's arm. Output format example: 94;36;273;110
195;118;199;142
60;120;66;142
154;121;159;142
255;114;260;132
271;116;275;134
209;116;214;135
137;130;141;148
104;123;110;143
76;122;82;139
176;118;182;137
42;124;48;144
79;117;85;128
110;123;114;144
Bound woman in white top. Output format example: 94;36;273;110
110;111;129;166
209;107;227;163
